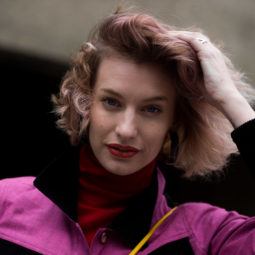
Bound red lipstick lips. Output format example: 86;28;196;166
107;144;139;158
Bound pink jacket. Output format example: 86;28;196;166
0;170;254;254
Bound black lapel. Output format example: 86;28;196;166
33;143;80;222
110;170;158;248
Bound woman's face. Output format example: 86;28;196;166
89;55;176;175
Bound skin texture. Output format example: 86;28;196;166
173;31;255;127
89;55;176;175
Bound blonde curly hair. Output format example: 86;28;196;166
52;9;255;176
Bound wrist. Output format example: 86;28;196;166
220;94;255;128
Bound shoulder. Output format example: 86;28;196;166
0;176;35;188
174;202;253;253
0;176;65;218
0;176;64;233
0;176;36;204
0;177;79;254
0;176;57;223
177;202;249;233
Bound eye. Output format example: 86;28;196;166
102;97;121;109
142;105;162;114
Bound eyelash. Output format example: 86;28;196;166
143;105;161;114
101;97;121;109
101;97;162;115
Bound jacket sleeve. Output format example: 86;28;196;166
231;118;255;177
181;203;255;255
0;179;8;218
0;177;42;255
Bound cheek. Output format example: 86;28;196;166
89;105;104;129
155;134;168;153
89;110;112;140
144;124;169;151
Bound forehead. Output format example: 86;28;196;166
94;55;175;100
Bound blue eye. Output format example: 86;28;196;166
144;105;161;114
102;97;121;109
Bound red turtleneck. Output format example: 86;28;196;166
78;144;156;245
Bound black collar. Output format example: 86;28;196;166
34;143;80;221
33;143;163;247
110;170;158;248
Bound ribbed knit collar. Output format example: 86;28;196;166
79;144;156;205
78;144;156;244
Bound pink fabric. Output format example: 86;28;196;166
0;173;254;254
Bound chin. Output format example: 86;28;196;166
105;162;139;176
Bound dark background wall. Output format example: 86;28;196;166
1;49;67;177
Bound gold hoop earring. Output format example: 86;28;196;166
162;133;171;157
161;131;179;164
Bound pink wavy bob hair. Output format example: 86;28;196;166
53;9;255;176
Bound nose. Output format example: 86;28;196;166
115;109;138;140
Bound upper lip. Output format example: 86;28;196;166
107;143;140;152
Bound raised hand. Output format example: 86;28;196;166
172;31;255;127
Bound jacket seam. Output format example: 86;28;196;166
182;205;207;254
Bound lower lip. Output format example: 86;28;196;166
107;147;138;158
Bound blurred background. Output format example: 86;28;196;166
1;0;254;215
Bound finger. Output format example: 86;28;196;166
169;31;209;40
173;33;212;52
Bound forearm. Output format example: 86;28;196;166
219;92;255;128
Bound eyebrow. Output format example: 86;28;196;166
100;88;169;102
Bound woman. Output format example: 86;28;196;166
0;9;255;255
